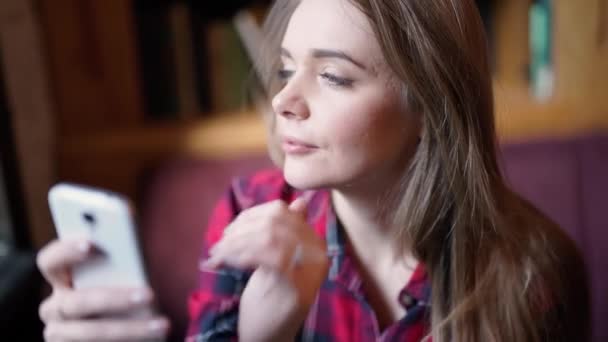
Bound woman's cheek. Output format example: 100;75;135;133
326;111;372;151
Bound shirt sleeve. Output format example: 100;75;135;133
186;185;253;342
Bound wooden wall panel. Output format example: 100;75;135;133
38;0;143;136
0;0;56;247
554;0;608;111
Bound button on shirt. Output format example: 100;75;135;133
187;169;431;341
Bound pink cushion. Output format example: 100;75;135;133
138;155;272;341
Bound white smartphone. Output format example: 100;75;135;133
48;183;149;290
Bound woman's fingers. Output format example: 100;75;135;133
222;198;306;240
43;316;169;342
204;196;319;273
37;239;91;289
288;193;312;217
40;287;155;323
206;228;296;272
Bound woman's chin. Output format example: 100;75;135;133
283;165;329;190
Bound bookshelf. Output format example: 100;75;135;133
3;0;603;246
36;0;267;195
492;0;608;141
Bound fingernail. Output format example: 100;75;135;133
44;325;56;339
131;289;151;304
148;319;167;332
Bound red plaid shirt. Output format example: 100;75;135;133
187;169;431;341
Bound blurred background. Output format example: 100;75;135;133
0;0;606;341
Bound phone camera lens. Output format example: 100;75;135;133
83;212;96;226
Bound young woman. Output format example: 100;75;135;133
37;0;589;341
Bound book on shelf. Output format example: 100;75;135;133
203;18;253;114
134;1;257;120
133;0;179;120
169;1;201;118
529;0;554;101
475;0;497;72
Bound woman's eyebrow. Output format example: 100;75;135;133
280;47;368;71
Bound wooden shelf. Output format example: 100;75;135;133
490;0;608;142
59;111;268;162
57;111;267;200
494;84;608;143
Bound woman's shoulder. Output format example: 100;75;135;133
501;190;590;340
502;189;587;282
504;190;584;266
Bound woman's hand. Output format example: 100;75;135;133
36;239;170;341
202;197;329;341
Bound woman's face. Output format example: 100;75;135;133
272;0;422;192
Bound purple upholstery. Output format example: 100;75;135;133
501;133;608;342
500;139;585;246
579;135;608;342
138;133;607;341
138;156;273;341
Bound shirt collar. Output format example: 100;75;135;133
321;191;431;308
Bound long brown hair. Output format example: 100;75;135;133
257;0;590;341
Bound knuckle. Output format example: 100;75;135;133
36;249;51;273
266;210;285;226
236;208;251;221
43;323;57;341
270;231;281;247
58;291;83;318
58;296;73;316
260;213;272;227
264;228;282;248
237;207;259;224
270;200;287;212
39;296;54;322
266;214;280;226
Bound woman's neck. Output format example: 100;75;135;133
331;184;419;329
330;186;406;264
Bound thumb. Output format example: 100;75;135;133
288;195;309;217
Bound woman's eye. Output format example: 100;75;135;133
320;72;354;88
277;69;294;80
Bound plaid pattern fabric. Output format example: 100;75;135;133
186;169;431;341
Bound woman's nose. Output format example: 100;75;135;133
271;82;310;120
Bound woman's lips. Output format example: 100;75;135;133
281;137;319;154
